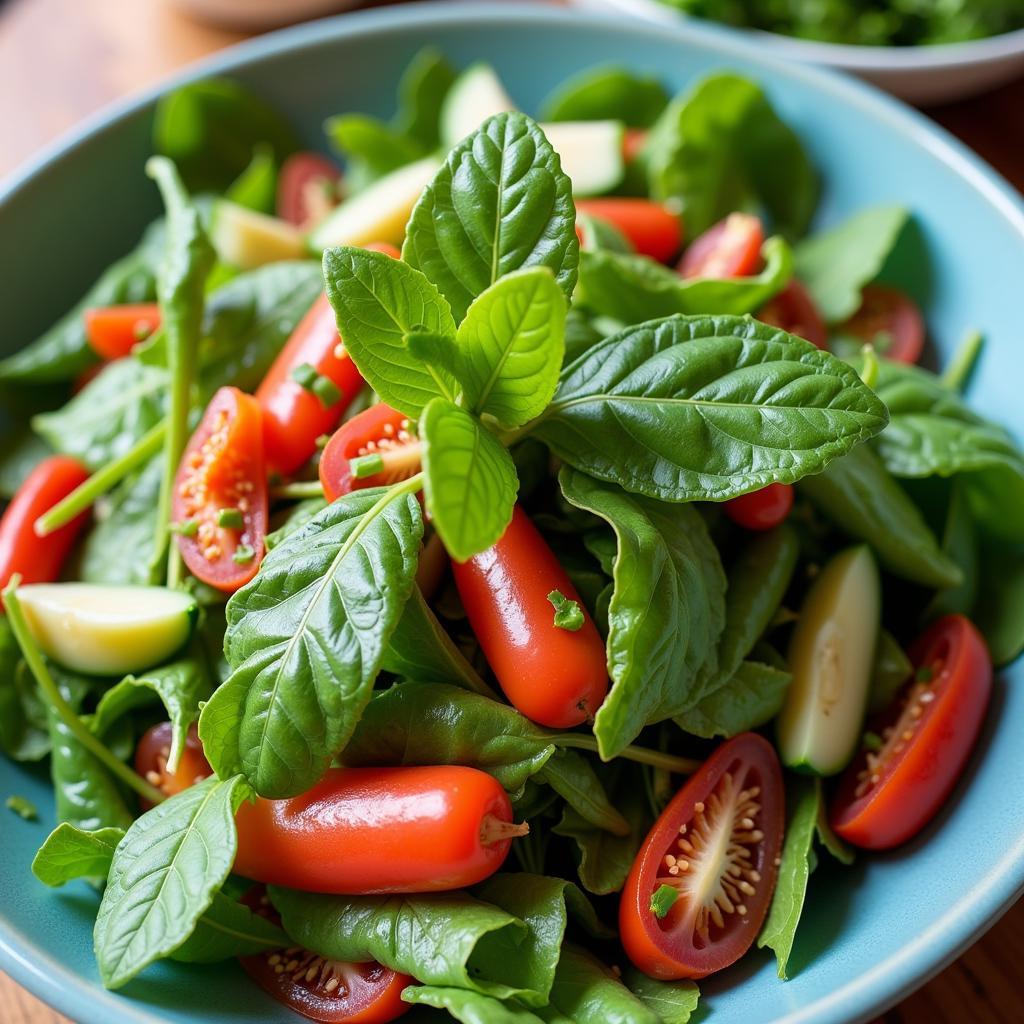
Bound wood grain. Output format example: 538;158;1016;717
1;1;1022;1022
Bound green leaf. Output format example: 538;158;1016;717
322;246;458;416
325;114;426;191
795;206;909;322
0;428;51;499
393;48;457;149
560;469;726;758
816;793;855;867
421;399;519;562
675;660;791;738
867;628;913;714
265;496;328;551
200;487;423;797
94;775;249;988
457;267;566;428
575;236;792;324
534;315;889;504
170;891;288;963
923;480;979;624
798;443;962;588
226;144;278;214
404;987;543;1024
623;968;699;1024
537;749;631;836
975;539;1024;667
32;823;125;886
0;619;51;762
403;112;579;322
541;66;668;127
545;945;659;1024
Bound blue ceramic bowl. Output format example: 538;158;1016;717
1;5;1023;1023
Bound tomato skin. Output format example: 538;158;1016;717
758;278;828;349
134;722;213;810
84;303;161;360
620;733;785;981
678;213;764;279
840;284;925;364
451;505;608;729
723;483;794;531
831;614;992;851
622;129;648;163
277;152;341;227
234;766;517;894
0;456;91;602
256;294;366;476
575;199;682;263
172;386;268;593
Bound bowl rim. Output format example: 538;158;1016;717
1;4;1024;1023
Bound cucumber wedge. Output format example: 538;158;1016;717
441;63;516;147
211;200;307;269
308;156;440;251
542;121;625;197
777;545;881;775
17;583;198;676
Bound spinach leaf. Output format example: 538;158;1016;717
393;48;457;150
561;468;726;758
975;539;1024;667
623;968;699;1024
541;66;668;127
924;480;978;623
537;750;631;837
170;891;288;963
645;74;818;239
867;628;912;713
798;443;962;588
420;399;519;562
403;112;579;322
0;428;51;499
545;944;659;1024
533;315;889;504
226;144;277;214
32;823;125;887
200;487;423;797
794;206;909;323
674;660;791;738
322;246;458;417
404;988;542;1024
575;236;791;324
94;775;249;988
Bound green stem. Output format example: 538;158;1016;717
552;733;701;775
941;329;984;393
3;579;166;807
35;421;167;537
271;480;326;501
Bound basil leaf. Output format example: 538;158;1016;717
645;74;817;239
975;539;1024;667
170;891;287;963
561;469;726;758
201;488;423;797
457;267;566;428
867;628;913;714
675;660;791;739
537;749;631;837
32;823;125;887
575;236;791;324
404;988;543;1024
322;246;458;416
534;315;888;504
546;945;659;1024
798;443;962;588
795;206;909;322
94;775;248;988
623;968;700;1024
541;66;668;127
421;398;518;562
403;112;579;322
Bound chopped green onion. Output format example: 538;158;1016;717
217;508;244;529
547;590;585;632
170;519;199;537
859;344;880;389
862;731;883;753
290;362;319;390
291;362;342;409
650;884;679;919
350;453;385;480
232;543;256;565
5;795;37;821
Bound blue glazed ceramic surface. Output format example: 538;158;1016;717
1;5;1022;1023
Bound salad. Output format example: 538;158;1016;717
1;48;1023;1024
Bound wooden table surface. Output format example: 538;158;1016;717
2;0;1023;1021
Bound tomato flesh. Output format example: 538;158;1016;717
678;214;764;280
84;303;161;360
574;199;682;264
172;386;268;593
134;722;213;810
620;733;784;980
831;614;992;850
723;483;794;532
278;152;341;228
758;278;827;349
839;284;925;364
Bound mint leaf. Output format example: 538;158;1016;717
547;589;584;631
420;398;518;562
322;246;458;416
650;883;680;918
403;111;579;321
457;267;566;428
32;823;125;887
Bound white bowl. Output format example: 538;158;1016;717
574;0;1024;104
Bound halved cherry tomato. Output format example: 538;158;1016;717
240;886;412;1024
319;403;419;503
451;504;608;729
839;284;925;364
84;303;161;360
134;722;213;810
0;456;90;603
255;294;366;476
622;129;648;163
277;152;341;228
678;213;764;280
364;242;401;259
575;199;682;264
723;483;794;532
235;766;524;894
620;733;784;980
758;278;828;349
831;614;992;851
172;386;268;593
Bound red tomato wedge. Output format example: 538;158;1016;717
620;733;785;980
255;293;366;476
84;303;162;360
839;284;925;364
451;505;608;729
678;213;764;280
0;456;90;602
277;151;342;228
135;722;213;811
172;386;268;593
234;766;525;894
319;403;420;503
575;199;682;263
758;278;828;349
831;614;992;850
723;483;794;532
